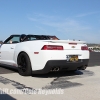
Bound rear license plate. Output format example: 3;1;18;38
66;55;78;62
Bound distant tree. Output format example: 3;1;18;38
0;41;3;44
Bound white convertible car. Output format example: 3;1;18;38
0;34;89;76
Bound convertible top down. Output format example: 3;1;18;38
0;34;90;76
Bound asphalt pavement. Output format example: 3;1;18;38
89;52;100;66
0;52;99;100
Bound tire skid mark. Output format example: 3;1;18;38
43;81;83;89
0;76;37;94
43;70;94;89
0;70;94;91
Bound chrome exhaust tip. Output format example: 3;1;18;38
51;67;60;72
56;67;59;71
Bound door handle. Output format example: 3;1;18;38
11;47;14;49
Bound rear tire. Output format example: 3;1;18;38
17;52;32;76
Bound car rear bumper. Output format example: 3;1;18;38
32;59;89;74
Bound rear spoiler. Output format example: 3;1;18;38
44;40;86;44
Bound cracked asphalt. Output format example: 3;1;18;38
0;52;100;100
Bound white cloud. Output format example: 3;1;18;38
28;13;99;43
35;25;49;35
29;18;38;21
76;11;100;17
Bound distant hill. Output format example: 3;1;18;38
87;43;100;47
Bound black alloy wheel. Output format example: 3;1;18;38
17;52;32;76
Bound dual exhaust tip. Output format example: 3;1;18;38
50;67;60;72
50;65;87;72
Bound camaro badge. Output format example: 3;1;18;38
72;46;75;48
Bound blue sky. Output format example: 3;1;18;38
0;0;100;43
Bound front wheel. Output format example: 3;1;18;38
17;52;32;76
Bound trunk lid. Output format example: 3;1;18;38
42;40;87;50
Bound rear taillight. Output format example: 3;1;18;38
41;45;63;50
81;46;89;50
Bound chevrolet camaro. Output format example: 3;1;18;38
0;34;90;76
